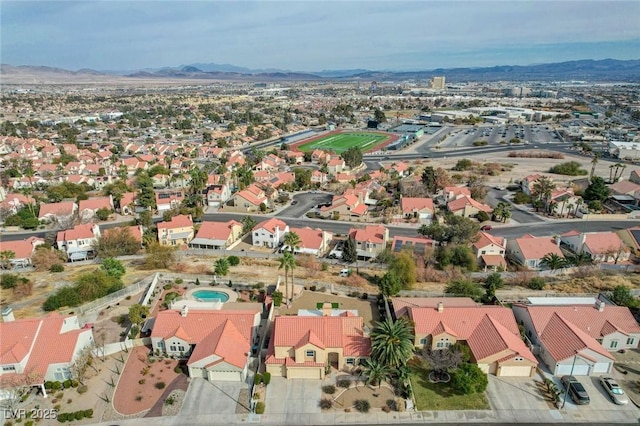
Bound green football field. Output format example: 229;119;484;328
297;132;390;154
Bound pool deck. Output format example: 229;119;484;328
185;287;238;303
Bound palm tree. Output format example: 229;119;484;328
278;252;295;307
283;232;301;293
589;154;599;180
567;251;593;266
360;358;390;389
0;250;15;270
532;176;554;209
370;319;415;369
539;253;567;271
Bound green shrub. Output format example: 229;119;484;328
195;278;200;286
74;411;84;421
452;159;473;171
84;409;93;418
51;381;62;390
0;274;20;289
63;379;72;389
56;413;67;422
254;373;262;385
175;278;183;284
337;378;351;388
262;372;271;385
529;277;546;290
44;381;54;390
354;399;370;413
228;255;240;266
25;421;34;426
163;283;172;290
322;385;336;395
472;140;488;146
549;161;587;176
49;264;65;273
71;380;78;387
76;385;88;394
155;381;166;389
512;191;531;205
452;363;488;394
174;365;183;374
476;211;490;222
255;401;265;414
319;398;333;409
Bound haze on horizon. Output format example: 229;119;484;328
2;0;639;73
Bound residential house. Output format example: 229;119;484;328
38;201;77;225
285;151;304;164
319;194;367;219
560;231;630;263
151;306;260;382
548;188;582;217
189;220;243;250
506;234;565;269
447;195;492;218
311;170;329;186
400;197;434;224
206;184;231;208
1;237;45;267
0;311;94;395
327;157;345;175
441;186;472;203
392;298;537;377
231;184;268;213
349;225;389;260
0;193;31;216
252;218;289;248
520;174;544;196
285;227;333;256
265;314;371;379
610;180;640;196
311;149;330;164
157;214;194;247
258;154;284;171
155;190;185;212
513;300;640;375
119;192;136;215
151;173;170;189
56;223;101;261
78;196;114;222
472;231;507;271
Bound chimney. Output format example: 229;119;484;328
596;299;605;312
1;306;15;322
437;302;444;313
181;305;188;317
322;302;332;317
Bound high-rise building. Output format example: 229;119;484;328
430;76;446;90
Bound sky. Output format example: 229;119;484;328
2;1;639;72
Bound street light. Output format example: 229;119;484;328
561;354;578;409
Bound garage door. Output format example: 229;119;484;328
556;363;590;376
592;362;611;374
287;367;322;379
209;371;242;381
498;366;533;377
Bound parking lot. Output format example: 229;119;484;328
441;124;562;149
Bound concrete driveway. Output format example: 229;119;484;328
180;378;249;415
265;377;322;415
557;374;640;415
486;376;550;411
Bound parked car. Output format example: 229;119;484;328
291;200;298;205
599;376;629;405
561;375;590;405
480;225;493;231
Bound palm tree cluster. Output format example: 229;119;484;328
539;251;593;271
360;319;414;390
278;232;301;306
491;202;512;223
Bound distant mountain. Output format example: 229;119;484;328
2;59;639;83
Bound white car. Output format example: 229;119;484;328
599;376;629;405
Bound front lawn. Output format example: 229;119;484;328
409;360;489;411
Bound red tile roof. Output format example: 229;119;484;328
157;214;193;231
583;232;625;255
401;197;434;213
447;195;492;213
1;237;44;259
194;220;241;241
289;227;328;251
349;225;387;244
253;218;287;234
467;315;536;363
38;201;75;218
473;231;505;251
537;313;614;362
189;319;249;368
78;197;112;212
512;235;564;260
57;223;98;242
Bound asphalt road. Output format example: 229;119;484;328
485;188;545;224
278;192;333;218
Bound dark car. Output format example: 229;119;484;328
561;375;590;405
291;200;298;205
480;225;493;231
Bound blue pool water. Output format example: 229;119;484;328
192;290;229;302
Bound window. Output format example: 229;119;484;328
419;338;427;345
170;345;177;352
2;365;15;372
481;250;486;255
514;357;523;362
178;346;185;352
305;350;315;358
254;232;259;237
346;358;355;365
436;342;444;348
610;341;619;349
627;338;635;345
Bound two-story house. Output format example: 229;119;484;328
252;218;289;248
560;231;630;263
319;194;367;219
265;313;371;379
205;184;231;209
155;190;185;212
447;195;492;218
231;184;268;213
472;231;507;271
349;225;389;260
327;157;346;175
56;223;101;261
157;214;194;247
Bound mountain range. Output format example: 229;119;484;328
2;59;640;83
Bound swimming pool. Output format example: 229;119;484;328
192;290;230;302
